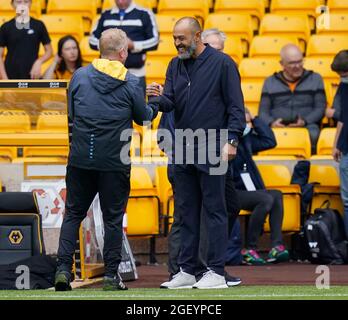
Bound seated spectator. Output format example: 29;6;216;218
43;35;82;80
258;44;326;154
232;108;289;265
332;50;348;239
0;0;53;79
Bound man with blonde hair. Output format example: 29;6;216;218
55;28;157;291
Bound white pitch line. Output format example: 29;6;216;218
1;293;348;299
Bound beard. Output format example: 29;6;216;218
177;41;197;60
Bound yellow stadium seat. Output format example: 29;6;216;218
258;128;311;159
241;81;264;116
325;80;338;108
239;58;280;82
39;36;60;57
205;14;254;55
0;0;41;18
214;0;265;31
306;35;348;58
142;128;166;157
152;112;162;130
155;166;173;215
0;15;13;26
145;58;169;85
316;13;348;35
127;167;160;235
249;35;299;59
80;36;100;64
304;57;340;89
102;0;156;11
309;165;343;214
156;14;178;36
23;147;69;158
46;0;97;33
155;165;173;232
311;128;336;158
41;15;84;42
147;35;176;64
157;0;210;25
0;147;17;162
257;164;301;232
327;0;348;14
223;37;244;65
270;0;321;29
0;109;30;133
129;131;142;158
259;14;311;51
36;111;68;132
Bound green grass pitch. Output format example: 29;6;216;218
0;286;348;300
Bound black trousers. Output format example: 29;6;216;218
57;166;130;277
238;189;284;249
167;165;240;276
168;164;239;276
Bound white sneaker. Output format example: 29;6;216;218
160;270;196;289
193;270;228;289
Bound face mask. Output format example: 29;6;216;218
341;77;348;84
243;124;252;137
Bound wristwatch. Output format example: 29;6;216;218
228;139;239;148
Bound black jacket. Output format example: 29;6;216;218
150;45;246;167
232;117;277;190
68;59;157;171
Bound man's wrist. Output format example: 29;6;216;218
227;138;239;148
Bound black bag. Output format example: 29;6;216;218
304;202;348;264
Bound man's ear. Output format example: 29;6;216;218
195;31;202;43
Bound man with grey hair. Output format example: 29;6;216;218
259;44;326;154
201;28;226;52
55;28;157;292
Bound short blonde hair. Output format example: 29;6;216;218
99;28;128;57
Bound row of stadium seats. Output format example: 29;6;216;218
0;110;67;133
0;106;337;161
133;127;336;160
2;0;345;18
19;13;346;54
125;163;342;236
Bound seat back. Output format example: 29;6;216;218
40;14;84;42
127;167;160;235
257;164;301;231
239;58;280;81
258;128;312;159
0;109;30;133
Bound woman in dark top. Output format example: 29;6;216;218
232;109;289;265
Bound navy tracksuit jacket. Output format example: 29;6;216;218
151;45;245;276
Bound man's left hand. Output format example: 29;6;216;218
222;143;237;161
30;59;42;79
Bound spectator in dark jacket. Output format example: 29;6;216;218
232;109;290;265
55;28;157;292
259;44;326;154
89;0;159;94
